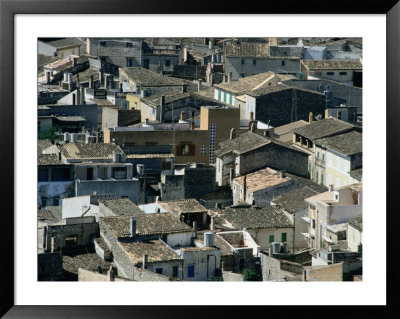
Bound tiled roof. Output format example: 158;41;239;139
347;215;362;232
37;154;64;166
45;38;84;49
37;209;58;221
141;89;190;107
72;67;101;83
293;118;354;140
273;120;309;143
314;131;362;156
158;199;208;215
62;252;112;276
99;198;144;216
59;143;124;161
37;139;54;155
225;42;270;57
211;205;292;230
119;239;182;265
215;131;270;157
120;67;186;87
233;168;292;192
215;72;278;94
302;59;362;70
246;84;325;98
100;213;193;237
38;54;58;73
126;153;174;159
272;187;320;214
349;168;362;181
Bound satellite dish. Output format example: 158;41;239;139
315;114;322;121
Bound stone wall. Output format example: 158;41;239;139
222;271;243;281
239;143;309;178
261;253;301;281
254;88;326;127
159;174;184;201
132;267;170;281
184;167;216;199
304;262;343;281
38;252;63;281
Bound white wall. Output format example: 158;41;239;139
180;249;221;281
248;228;293;251
166;232;194;248
347;224;362;252
62;196;91;219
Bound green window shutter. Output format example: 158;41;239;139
229;94;233;105
316;171;319;183
218;90;221;101
282;233;287;242
269;235;274;243
321;174;324;185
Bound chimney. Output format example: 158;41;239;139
72;57;77;67
249;112;254;121
119;83;123;93
309;112;313;124
192;221;197;233
204;232;214;247
107;266;114;282
209;39;214;50
250;122;256;133
229;168;234;186
72;93;76;105
228;72;232;83
181;84;187;93
130;216;136;237
80;87;85;104
328;184;334;192
159;96;165;122
180;111;186;121
140;90;146;98
96;131;100;143
50;236;55;253
197;79;202;91
280;170;286;178
210;217;215;231
46;72;50;84
142;254;148;270
264;128;274;138
89;75;94;89
105;75;109;90
145;118;149;125
58;151;62;161
243;175;247;201
99;69;104;87
325;109;329;119
190;111;195;130
230;128;236;140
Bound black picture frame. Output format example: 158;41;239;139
1;0;398;317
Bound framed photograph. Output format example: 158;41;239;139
1;0;398;317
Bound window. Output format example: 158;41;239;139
316;171;319;183
172;266;178;278
112;167;127;179
41;197;47;208
281;61;285;66
240;73;245;78
218;90;221;101
126;42;133;48
65;236;78;246
143;59;150;69
327;71;334;75
100;56;107;63
336;157;341;170
126;58;133;67
239;258;246;271
315;72;322;76
339;71;347;75
188;265;195;278
281;233;287;242
269;235;274;243
321;174;324;185
312;219;316;229
165;60;171;67
336;178;340;187
53;197;60;206
100;41;107;47
177;144;195;156
322;153;325;161
241;59;245;65
155;268;163;274
253;59;257;65
200;145;207;155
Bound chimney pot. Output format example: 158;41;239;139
130;217;136;237
250;122;256;133
309;112;313;124
142;254;148;270
230;128;236;140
